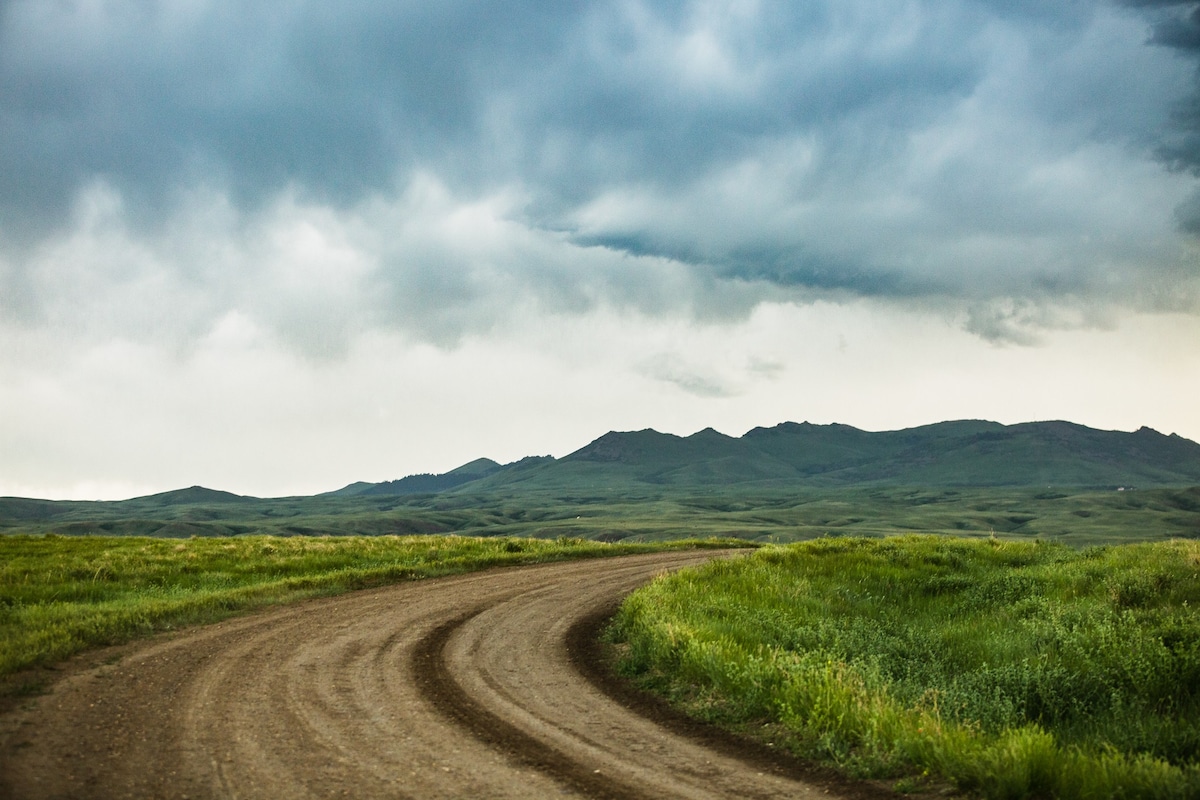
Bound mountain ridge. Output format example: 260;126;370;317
375;418;1200;497
140;419;1200;501
5;419;1199;506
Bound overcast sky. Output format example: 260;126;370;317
3;0;1200;500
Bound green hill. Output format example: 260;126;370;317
138;486;250;505
467;420;1200;491
3;420;1198;545
339;457;509;497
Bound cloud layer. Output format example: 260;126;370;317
2;0;1198;350
4;1;1200;497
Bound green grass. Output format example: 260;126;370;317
0;533;734;680
608;536;1200;799
4;486;1199;546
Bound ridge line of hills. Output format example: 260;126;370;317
5;419;1200;509
298;418;1200;500
326;419;1200;499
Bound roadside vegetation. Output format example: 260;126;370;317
609;536;1200;799
0;533;734;681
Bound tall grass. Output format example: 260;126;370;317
0;533;719;679
609;536;1200;798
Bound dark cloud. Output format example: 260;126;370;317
0;1;592;237
1120;1;1200;176
1;0;1197;348
577;232;922;299
1151;9;1200;49
0;1;1006;230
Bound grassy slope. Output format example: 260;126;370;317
3;486;1199;546
488;420;1200;490
4;418;1200;543
0;534;734;681
609;537;1200;799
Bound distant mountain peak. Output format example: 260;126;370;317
139;486;248;504
568;430;655;463
333;455;516;497
331;419;1200;498
544;419;1200;490
446;457;503;476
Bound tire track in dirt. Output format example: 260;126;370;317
0;551;856;799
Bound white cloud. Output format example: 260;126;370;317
3;1;1200;498
6;297;1199;500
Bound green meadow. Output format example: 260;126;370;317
609;536;1200;799
0;534;729;682
3;485;1199;546
3;477;1200;798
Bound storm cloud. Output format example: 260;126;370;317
1117;0;1200;237
1;0;1198;351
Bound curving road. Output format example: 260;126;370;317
0;552;846;799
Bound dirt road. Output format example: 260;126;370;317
0;551;850;799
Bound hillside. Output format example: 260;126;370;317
139;486;250;505
6;421;1200;512
458;420;1200;492
3;419;1199;544
336;458;504;497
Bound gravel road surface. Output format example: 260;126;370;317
0;551;856;799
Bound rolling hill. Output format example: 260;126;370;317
331;458;504;497
419;419;1200;494
3;420;1199;544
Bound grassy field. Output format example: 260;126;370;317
608;536;1200;799
0;533;733;682
3;485;1199;545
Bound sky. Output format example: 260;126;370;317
2;0;1200;500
